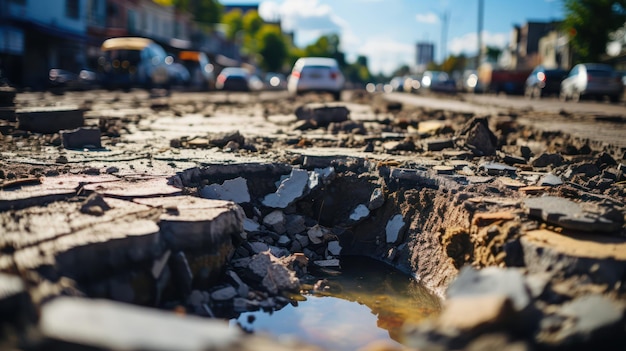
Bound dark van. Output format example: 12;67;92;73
98;37;169;90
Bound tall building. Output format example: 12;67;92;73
416;42;435;73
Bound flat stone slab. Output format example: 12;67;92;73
1;197;155;252
295;104;350;127
39;297;241;351
447;267;531;312
522;229;626;260
13;217;161;280
543;295;625;346
423;138;455;152
134;196;244;251
16;105;84;134
480;162;517;175
524;196;622;233
61;126;102;149
0;174;120;211
521;229;626;286
418;120;449;135
262;169;309;208
0;273;33;323
83;177;182;198
1;197;161;278
436;294;515;332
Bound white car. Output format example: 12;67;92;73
559;63;623;102
288;57;345;101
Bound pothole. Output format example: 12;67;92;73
230;256;441;351
147;159;470;346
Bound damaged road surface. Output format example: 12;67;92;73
0;87;625;351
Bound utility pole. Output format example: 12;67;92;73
441;10;449;65
477;0;484;69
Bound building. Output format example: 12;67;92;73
415;42;435;73
504;21;561;70
0;0;90;88
537;29;571;69
0;0;198;89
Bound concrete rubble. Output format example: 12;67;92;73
0;90;625;350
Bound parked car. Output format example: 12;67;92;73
165;54;190;87
421;71;456;93
98;37;170;90
403;75;422;93
524;66;567;99
560;63;623;102
287;57;345;101
458;70;479;93
48;68;98;91
215;67;251;91
264;72;287;90
248;74;265;91
477;64;531;95
178;51;215;90
388;76;406;92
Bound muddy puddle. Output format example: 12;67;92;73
229;256;442;350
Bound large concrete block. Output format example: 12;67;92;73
16;106;84;134
134;196;244;252
521;229;626;286
39;297;241;351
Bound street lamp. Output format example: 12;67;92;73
441;10;450;64
477;0;484;69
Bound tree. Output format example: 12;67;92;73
257;25;289;72
441;54;467;73
485;46;502;63
392;65;411;77
243;10;263;36
172;0;223;27
562;0;626;62
242;11;264;55
343;55;372;85
304;34;340;58
222;9;244;41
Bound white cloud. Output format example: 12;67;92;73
357;37;415;75
259;0;352;51
259;0;346;33
448;31;508;56
415;12;439;24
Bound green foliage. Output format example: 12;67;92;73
304;34;340;58
243;11;264;35
172;0;222;27
343;55;372;84
485;46;502;62
257;25;289;72
562;0;626;62
426;61;441;71
222;9;244;41
241;11;264;55
441;54;467;73
392;65;412;77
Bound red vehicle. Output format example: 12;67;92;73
477;64;532;95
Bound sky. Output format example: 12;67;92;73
219;0;565;75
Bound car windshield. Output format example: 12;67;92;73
104;50;141;64
587;69;612;77
545;70;566;77
222;68;247;77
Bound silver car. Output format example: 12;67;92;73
287;57;345;101
559;63;623;102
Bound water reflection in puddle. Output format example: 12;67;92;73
230;256;442;350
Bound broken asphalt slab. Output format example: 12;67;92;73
524;196;622;233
